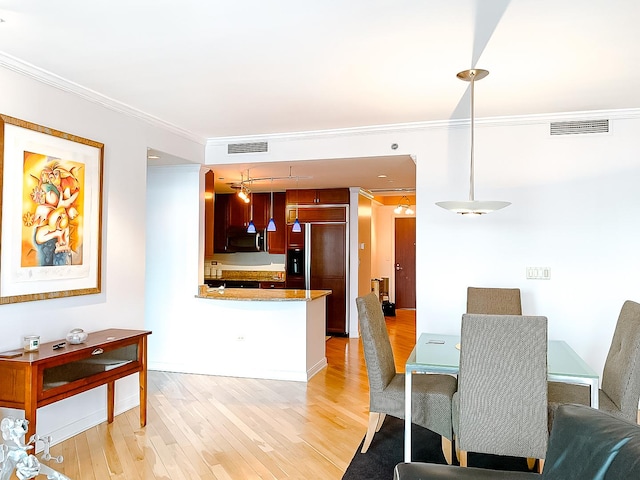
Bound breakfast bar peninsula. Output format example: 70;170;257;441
148;287;331;382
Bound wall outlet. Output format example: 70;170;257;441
526;267;550;280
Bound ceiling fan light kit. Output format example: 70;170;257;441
436;69;511;216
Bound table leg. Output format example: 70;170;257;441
589;378;599;409
140;336;148;427
107;381;115;423
404;370;412;462
24;366;37;441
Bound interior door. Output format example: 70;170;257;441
394;217;416;309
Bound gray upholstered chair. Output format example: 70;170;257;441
466;287;522;315
453;314;548;472
548;299;640;430
356;293;458;462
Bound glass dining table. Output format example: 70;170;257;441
403;332;600;462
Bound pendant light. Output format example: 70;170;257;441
436;69;510;215
267;177;277;232
292;175;301;233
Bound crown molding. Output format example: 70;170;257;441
0;51;206;145
206;107;640;146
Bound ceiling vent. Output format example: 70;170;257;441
550;119;609;136
227;141;268;154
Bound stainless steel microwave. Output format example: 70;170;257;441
226;227;266;252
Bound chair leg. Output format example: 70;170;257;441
441;436;453;465
361;412;381;453
375;413;386;432
459;450;468;467
526;458;544;473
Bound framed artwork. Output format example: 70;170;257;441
0;114;104;304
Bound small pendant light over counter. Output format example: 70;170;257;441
436;69;510;215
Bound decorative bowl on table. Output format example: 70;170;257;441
66;328;88;344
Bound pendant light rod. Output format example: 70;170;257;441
458;69;488;201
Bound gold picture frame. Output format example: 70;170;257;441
0;114;104;304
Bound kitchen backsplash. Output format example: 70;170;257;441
205;252;285;278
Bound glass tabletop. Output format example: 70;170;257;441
407;332;598;380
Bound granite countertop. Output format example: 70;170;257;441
196;287;331;302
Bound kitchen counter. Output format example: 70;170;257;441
151;285;333;382
196;287;330;301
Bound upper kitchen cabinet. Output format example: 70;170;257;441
211;192;285;254
286;188;349;205
204;171;215;257
267;192;286;254
228;193;250;228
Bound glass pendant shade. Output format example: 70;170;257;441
246;220;256;233
435;200;511;215
436;68;510;215
292;218;302;233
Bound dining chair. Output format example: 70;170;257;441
356;293;458;462
466;287;522;315
453;314;548;472
548;299;640;430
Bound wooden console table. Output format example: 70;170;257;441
0;328;151;441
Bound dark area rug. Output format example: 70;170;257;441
343;416;531;480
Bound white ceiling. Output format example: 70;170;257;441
1;0;639;193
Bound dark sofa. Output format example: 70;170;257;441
394;404;640;479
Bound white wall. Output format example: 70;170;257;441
206;112;640;378
0;65;203;443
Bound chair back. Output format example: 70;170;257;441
601;299;640;422
467;287;522;315
356;293;397;393
457;314;548;459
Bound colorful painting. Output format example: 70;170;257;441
0;115;103;304
22;153;85;267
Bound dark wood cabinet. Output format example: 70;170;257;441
286;222;306;248
205;171;215;257
267;192;286;254
286;188;349;205
212;192;286;254
286;206;347;224
213;193;229;253
250;193;269;230
228;193;250;228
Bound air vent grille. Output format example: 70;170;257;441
227;141;268;154
550;119;609;136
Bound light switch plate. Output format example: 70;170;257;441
526;267;550;280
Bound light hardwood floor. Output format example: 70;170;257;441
39;310;416;480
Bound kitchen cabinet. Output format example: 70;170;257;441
204;171;215;257
213;193;229;253
286;206;347;224
228;193;250;228
212;192;285;254
267;192;286;254
286;188;349;205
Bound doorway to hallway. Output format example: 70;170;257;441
394;217;416;309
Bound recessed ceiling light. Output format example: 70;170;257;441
377;174;387;178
